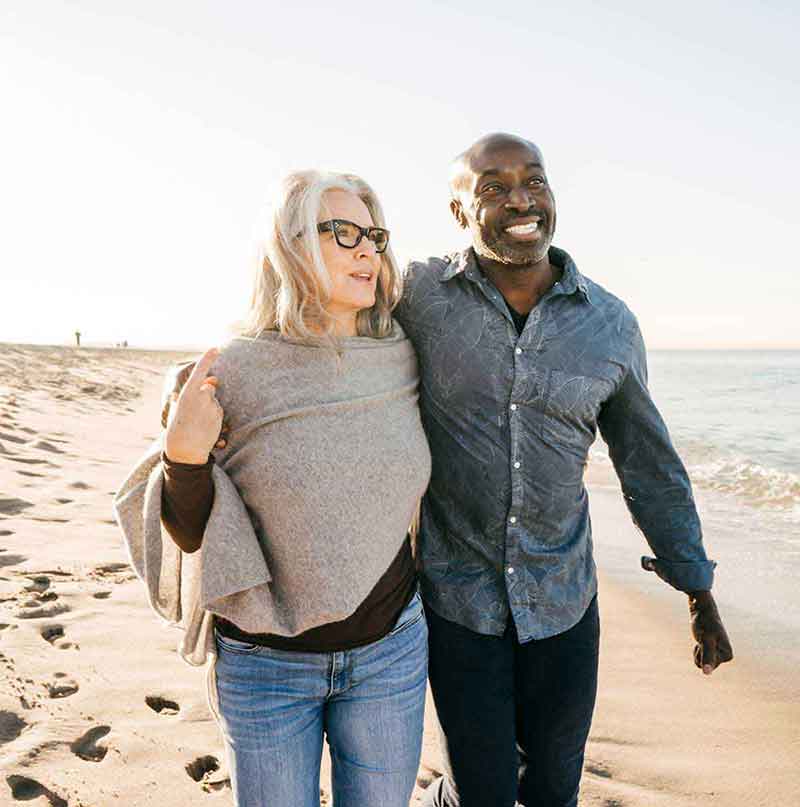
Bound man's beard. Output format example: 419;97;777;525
474;228;552;267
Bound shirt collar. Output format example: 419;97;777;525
440;246;592;304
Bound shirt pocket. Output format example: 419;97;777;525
542;370;614;452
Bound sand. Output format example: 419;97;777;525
0;342;797;806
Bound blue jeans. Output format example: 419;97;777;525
421;595;600;807
214;591;428;807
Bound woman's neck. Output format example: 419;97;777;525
330;311;358;338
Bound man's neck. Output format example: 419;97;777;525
475;251;561;315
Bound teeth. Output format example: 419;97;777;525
505;221;540;235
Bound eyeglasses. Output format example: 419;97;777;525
317;219;390;253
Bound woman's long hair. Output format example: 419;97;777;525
238;170;401;344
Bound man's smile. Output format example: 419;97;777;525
503;216;543;241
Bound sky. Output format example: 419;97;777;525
1;0;798;350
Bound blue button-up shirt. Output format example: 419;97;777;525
395;246;716;641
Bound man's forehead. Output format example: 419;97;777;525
450;135;545;193
467;141;544;175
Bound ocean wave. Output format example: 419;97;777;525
688;456;800;512
589;444;800;515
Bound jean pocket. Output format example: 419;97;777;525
215;630;261;655
387;590;425;637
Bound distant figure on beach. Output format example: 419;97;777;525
393;133;734;807
74;330;81;347
115;171;431;807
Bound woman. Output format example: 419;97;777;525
115;170;431;807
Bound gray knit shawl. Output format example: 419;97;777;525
113;323;431;671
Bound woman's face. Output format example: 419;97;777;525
318;190;381;324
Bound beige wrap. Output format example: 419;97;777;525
113;324;431;714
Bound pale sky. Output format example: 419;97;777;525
2;0;798;349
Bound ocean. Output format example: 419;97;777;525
589;350;800;671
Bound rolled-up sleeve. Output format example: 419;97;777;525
597;320;716;592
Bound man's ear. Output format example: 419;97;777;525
450;198;468;230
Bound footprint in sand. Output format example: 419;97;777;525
0;553;28;569
186;755;219;780
6;456;52;466
26;439;64;454
0;529;13;536
0;498;33;516
145;695;180;716
5;775;67;807
69;481;92;490
585;761;614;779
44;676;79;699
41;625;65;643
39;624;77;649
23;575;50;593
15;470;46;478
53;498;73;505
93;590;112;599
0;431;26;444
70;725;111;761
0;710;28;745
185;755;230;792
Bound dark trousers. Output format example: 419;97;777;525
421;596;600;807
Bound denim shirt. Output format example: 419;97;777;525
395;246;716;641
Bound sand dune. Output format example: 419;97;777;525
0;342;797;806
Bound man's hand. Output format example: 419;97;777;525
688;590;733;675
163;348;228;464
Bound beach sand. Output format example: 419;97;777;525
1;343;797;806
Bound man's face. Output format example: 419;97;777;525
453;142;556;267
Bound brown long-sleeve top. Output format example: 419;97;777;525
160;453;417;652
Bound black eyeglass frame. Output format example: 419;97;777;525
317;219;390;253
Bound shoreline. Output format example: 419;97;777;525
1;343;798;805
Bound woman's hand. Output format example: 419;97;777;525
164;348;225;464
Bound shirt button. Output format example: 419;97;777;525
510;404;517;411
507;567;515;575
515;347;522;355
509;516;517;524
513;461;521;469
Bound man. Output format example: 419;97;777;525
393;133;733;807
